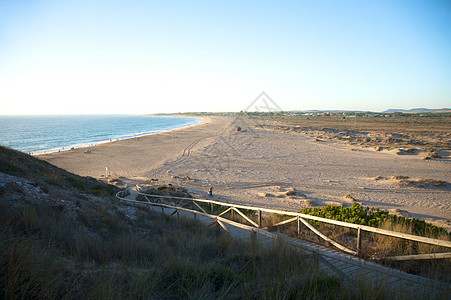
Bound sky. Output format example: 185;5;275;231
0;0;450;115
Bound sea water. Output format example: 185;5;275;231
0;115;202;154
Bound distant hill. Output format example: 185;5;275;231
383;108;451;113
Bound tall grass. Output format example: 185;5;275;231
0;142;433;298
0;193;411;299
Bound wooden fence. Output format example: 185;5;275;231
116;187;451;261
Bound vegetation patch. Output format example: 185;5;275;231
136;185;193;207
0;146;119;197
373;174;449;188
300;202;449;238
424;151;442;160
251;114;451;152
0;169;399;298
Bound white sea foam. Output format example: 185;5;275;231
0;115;202;154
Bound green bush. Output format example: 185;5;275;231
300;203;449;238
89;184;116;197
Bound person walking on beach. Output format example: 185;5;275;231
209;187;213;197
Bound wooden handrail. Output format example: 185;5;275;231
299;217;357;256
136;191;451;249
117;190;451;289
383;252;451;261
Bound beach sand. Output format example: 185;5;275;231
39;116;451;229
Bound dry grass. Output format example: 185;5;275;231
1;168;392;298
391;176;448;188
373;174;449;188
0;193;369;299
424;151;443;159
0;146;444;298
0;146;120;197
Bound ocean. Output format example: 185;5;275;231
0;115;202;154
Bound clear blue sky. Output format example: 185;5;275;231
1;0;450;114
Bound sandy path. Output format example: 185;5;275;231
39;116;451;228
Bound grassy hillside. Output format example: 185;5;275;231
0;146;412;298
0;146;118;196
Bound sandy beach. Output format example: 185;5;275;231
39;116;451;229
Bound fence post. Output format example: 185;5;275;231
192;201;197;220
297;216;301;239
231;207;235;218
258;210;262;228
357;227;362;256
211;203;214;214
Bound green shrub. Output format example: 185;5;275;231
89;184;116;197
67;177;85;190
300;202;449;238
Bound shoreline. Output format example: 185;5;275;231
33;116;204;156
37;115;220;180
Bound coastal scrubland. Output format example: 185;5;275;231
1;146;409;299
251;113;451;154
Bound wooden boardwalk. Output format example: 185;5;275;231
119;189;451;299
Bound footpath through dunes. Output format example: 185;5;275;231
118;187;451;299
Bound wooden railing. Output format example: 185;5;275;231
117;187;451;261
